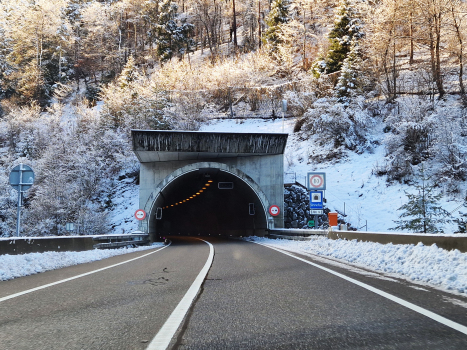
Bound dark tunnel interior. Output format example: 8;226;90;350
153;168;267;237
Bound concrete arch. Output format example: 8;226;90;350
144;162;272;238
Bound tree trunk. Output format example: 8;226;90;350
433;13;445;97
232;0;238;48
409;11;414;65
450;2;465;96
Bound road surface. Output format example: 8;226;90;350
1;237;467;349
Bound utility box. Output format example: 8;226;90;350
328;212;338;227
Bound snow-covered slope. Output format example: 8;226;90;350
200;117;463;233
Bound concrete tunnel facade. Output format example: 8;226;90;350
131;130;288;241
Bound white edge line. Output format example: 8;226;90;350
0;245;170;303
254;241;467;336
146;239;214;350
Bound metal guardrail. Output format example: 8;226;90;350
92;234;149;249
268;228;328;236
267;228;467;253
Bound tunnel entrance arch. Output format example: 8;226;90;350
146;163;269;238
132;130;288;241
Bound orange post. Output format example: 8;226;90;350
328;212;338;227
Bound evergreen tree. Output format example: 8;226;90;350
262;0;290;53
335;38;363;104
155;0;194;62
391;167;450;233
312;0;364;76
118;56;139;89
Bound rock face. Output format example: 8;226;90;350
284;185;329;229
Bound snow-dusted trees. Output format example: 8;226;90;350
154;0;195;62
191;0;226;63
312;0;364;77
263;0;290;54
334;38;364;103
241;0;258;52
101;58;171;131
384;98;436;180
391;166;450;233
0;0;74;105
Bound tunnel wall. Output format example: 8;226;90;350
139;156;284;238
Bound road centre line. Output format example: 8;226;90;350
147;239;214;350
255;242;467;336
0;245;169;303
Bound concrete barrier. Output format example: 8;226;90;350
0;234;149;255
327;230;467;253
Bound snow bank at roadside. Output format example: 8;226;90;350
0;244;163;281
252;237;467;294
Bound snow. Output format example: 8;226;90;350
107;177;141;234
200;117;463;233
251;236;467;295
0;243;163;281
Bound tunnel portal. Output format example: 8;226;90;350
132;130;288;241
153;168;267;237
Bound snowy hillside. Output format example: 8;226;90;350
200;116;464;234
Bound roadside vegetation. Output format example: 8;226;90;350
1;0;467;236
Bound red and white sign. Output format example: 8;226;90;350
134;209;147;221
269;205;280;217
307;172;326;190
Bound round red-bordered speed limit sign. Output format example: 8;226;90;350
269;205;280;217
309;175;324;188
134;209;147;221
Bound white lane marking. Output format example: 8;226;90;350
147;239;214;350
255;242;467;336
0;245;169;303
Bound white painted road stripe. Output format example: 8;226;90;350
147;239;214;350
0;245;169;303
256;242;467;336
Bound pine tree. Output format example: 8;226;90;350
335;38;363;104
312;0;364;76
118;56;139;89
155;0;194;62
391;167;450;233
263;0;290;53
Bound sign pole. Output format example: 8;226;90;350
15;164;23;237
9;163;35;237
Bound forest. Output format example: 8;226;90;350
1;0;467;236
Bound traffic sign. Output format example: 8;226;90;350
269;205;280;216
9;164;34;192
310;209;323;215
307;220;315;227
309;191;324;209
135;209;147;221
307;172;326;190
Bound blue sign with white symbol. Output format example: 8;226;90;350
309;191;323;209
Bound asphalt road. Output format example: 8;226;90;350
1;236;467;350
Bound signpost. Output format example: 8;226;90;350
135;209;147;233
9;164;34;237
307;172;326;228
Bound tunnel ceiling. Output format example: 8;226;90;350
131;130;288;163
